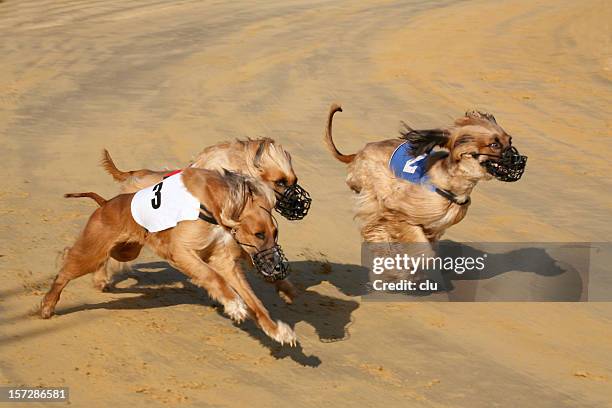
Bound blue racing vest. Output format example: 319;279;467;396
389;142;434;190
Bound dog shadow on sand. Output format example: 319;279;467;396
54;260;365;367
290;242;582;301
434;241;586;301
48;241;581;365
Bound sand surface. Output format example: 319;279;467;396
1;0;611;406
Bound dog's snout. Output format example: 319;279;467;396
252;244;289;281
274;183;312;221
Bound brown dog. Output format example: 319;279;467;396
103;138;300;199
324;104;527;248
95;138;311;300
41;169;297;346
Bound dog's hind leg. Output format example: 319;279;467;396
41;212;122;318
41;245;114;319
40;272;71;319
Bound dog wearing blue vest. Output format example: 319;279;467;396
324;104;527;248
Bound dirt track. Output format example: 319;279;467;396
1;0;611;406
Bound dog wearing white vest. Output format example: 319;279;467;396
93;138;311;302
41;169;297;346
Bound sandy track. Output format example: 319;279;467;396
1;0;611;407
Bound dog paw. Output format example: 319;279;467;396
224;297;248;323
270;320;297;347
40;301;54;319
93;280;112;292
92;273;113;292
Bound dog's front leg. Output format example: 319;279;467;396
170;249;247;323
211;255;296;346
274;278;298;304
205;248;298;304
234;272;297;346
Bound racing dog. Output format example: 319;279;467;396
102;138;311;220
41;169;297;346
324;104;527;246
95;138;311;299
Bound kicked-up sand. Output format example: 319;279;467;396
1;0;611;406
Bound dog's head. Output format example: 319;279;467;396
251;138;312;220
401;111;527;182
252;138;297;191
218;170;289;281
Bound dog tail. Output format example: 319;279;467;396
64;192;107;207
324;104;355;164
101;149;131;182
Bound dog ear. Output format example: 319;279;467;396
245;177;276;208
284;149;292;164
242;179;255;203
400;122;450;155
253;139;271;169
215;172;249;228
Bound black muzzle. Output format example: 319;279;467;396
475;146;527;182
252;245;289;282
275;184;312;220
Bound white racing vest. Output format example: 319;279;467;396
130;172;201;233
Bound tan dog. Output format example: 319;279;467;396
95;138;311;300
103;138;298;198
324;104;527;248
41;169;297;346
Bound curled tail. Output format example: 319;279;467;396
324;104;355;164
101;149;131;182
64;192;107;207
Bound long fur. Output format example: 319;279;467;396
218;169;276;226
324;106;517;251
191;138;294;181
95;140;297;302
399;123;450;156
101;149;130;182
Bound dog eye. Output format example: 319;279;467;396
489;142;501;149
275;179;287;187
255;232;266;240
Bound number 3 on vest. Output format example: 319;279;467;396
151;182;163;209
